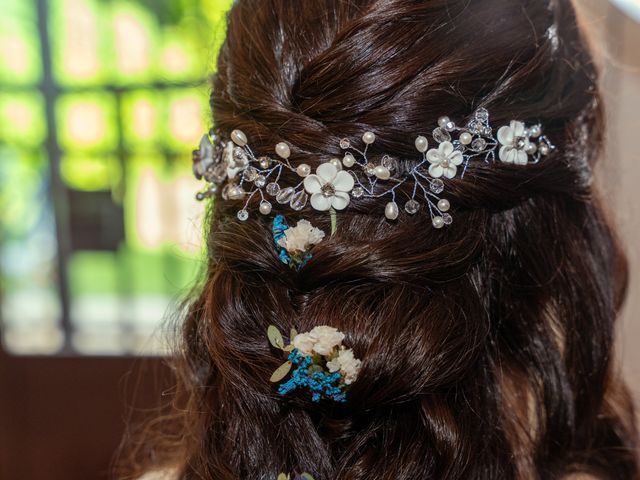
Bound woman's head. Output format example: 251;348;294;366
125;1;638;478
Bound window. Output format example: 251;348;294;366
0;0;232;355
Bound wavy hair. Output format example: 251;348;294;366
122;0;639;478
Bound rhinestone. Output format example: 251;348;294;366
290;190;308;211
276;186;295;204
266;182;280;196
237;209;249;221
340;138;351;149
351;186;364;198
254;175;267;188
430;179;445;194
474;108;489;122
321;183;336;197
243;166;258;182
405;199;420;215
258;157;271;169
471;138;487;152
432;127;451;143
443;213;453;225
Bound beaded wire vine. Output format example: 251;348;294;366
192;108;555;228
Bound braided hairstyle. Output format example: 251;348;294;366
123;1;639;478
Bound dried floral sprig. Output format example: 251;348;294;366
277;473;315;480
272;215;325;270
267;325;362;403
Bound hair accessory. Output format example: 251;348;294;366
272;215;325;270
277;473;315;480
267;325;362;403
192;108;555;227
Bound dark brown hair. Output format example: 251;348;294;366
122;0;639;478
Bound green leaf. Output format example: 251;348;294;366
290;328;298;340
268;325;285;349
277;474;289;480
270;361;292;383
301;474;315;480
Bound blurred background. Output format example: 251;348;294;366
0;0;638;479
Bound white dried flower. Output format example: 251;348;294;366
277;219;325;254
292;332;316;356
308;326;345;356
327;347;362;385
497;120;531;165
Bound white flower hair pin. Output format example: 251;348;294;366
192;108;555;228
267;325;362;403
272;214;325;270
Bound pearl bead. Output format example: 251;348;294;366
432;216;445;229
228;186;245;200
275;142;291;159
438;116;450;128
296;163;311;177
385;202;399;220
362;131;376;144
342;153;356;168
329;158;343;170
415;135;429;153
374;165;391;180
459;132;472;145
259;201;272;215
437;199;450;212
230;129;247;147
525;143;537;155
529;125;542;138
539;143;550;155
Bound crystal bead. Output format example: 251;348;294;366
381;155;395;170
243;166;258;182
289;190;308;211
430;179;445;194
444;121;456;132
254;175;267;188
405;199;420;214
276;186;294;204
351;186;364;198
471;138;487;152
467;120;481;134
266;182;280;196
432;127;451;143
443;213;453;225
364;163;376;176
474;108;489;123
237;209;249;221
340;138;351;149
195;192;206;201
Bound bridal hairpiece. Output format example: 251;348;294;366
267;325;362;403
192;108;555;228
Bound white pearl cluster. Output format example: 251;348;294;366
192;108;555;228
